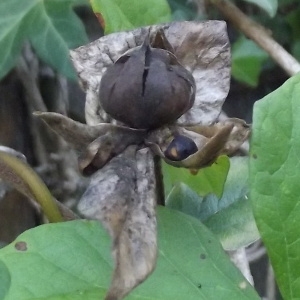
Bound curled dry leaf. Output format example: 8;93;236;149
78;147;157;300
70;21;230;126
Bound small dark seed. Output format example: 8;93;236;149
164;135;198;161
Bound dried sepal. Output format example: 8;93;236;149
35;112;147;175
79;127;146;175
151;29;175;53
34;111;111;150
78;147;157;300
147;118;250;169
186;118;251;155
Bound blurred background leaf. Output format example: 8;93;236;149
0;0;88;80
90;0;171;34
166;157;259;250
163;155;230;199
238;0;278;17
232;36;269;87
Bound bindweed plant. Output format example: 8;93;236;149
0;1;300;300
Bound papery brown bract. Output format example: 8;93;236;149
99;37;195;129
78;147;157;300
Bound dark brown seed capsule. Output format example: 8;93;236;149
164;135;198;161
99;34;195;129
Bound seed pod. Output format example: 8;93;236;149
164;135;198;161
99;32;195;129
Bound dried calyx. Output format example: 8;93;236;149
99;30;195;129
36;29;249;175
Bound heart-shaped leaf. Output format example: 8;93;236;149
250;72;300;299
0;207;260;300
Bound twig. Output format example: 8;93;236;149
15;53;49;165
208;0;300;76
15;56;47;112
246;240;267;263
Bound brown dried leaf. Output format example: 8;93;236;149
70;21;230;126
78;147;157;300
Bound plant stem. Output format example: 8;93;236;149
0;151;63;223
154;156;165;205
208;0;300;76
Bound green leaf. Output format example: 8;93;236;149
167;157;259;250
134;207;260;299
250;73;300;299
0;208;260;299
0;0;88;79
90;0;171;34
0;220;111;300
166;182;205;219
238;0;278;17
0;260;10;299
204;195;259;250
286;8;300;40
292;40;300;61
232;36;268;87
163;155;230;198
